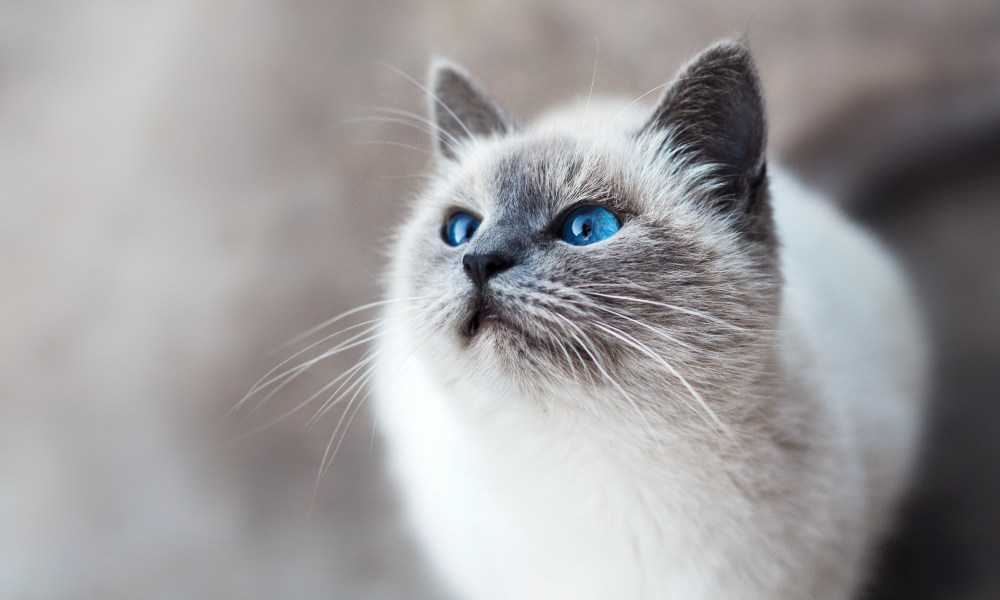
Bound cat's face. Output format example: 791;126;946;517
388;42;780;419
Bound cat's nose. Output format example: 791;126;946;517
463;252;515;288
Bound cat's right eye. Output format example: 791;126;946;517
443;211;481;247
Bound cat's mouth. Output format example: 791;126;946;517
463;296;512;338
466;305;504;337
460;296;556;356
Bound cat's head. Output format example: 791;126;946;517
387;41;781;422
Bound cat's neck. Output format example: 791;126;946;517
438;324;817;478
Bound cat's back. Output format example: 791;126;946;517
770;168;927;533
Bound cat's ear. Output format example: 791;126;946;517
429;59;515;160
643;40;768;222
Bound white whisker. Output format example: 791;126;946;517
584;36;599;123
373;60;476;141
589;319;731;441
309;323;439;518
578;287;748;332
551;312;658;438
351;140;433;156
371;107;464;148
276;296;432;352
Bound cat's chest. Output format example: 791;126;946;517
375;356;738;598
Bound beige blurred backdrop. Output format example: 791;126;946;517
2;1;999;599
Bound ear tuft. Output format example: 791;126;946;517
643;40;768;222
429;59;514;160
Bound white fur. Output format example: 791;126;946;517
372;102;926;599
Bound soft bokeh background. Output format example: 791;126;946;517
2;1;999;598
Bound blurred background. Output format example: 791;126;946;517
2;1;998;598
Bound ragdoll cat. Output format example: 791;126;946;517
372;40;926;599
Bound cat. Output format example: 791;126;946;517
371;40;927;599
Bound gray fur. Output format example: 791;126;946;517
374;39;925;599
407;47;778;404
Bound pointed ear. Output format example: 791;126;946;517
429;59;514;160
643;41;768;220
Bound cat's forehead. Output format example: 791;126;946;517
445;135;636;220
488;138;583;214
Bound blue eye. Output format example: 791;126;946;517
560;205;621;246
443;211;481;246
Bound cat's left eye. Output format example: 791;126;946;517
443;211;481;247
560;205;621;246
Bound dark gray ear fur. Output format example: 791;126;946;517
429;59;514;160
643;40;770;239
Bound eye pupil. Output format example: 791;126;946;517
443;211;481;247
560;205;620;246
